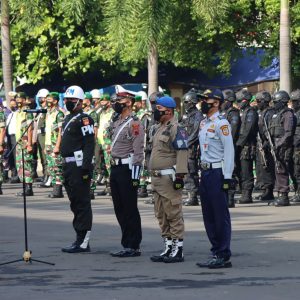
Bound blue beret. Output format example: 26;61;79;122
200;89;224;102
156;96;176;108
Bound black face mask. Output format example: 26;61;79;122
183;102;195;112
220;101;232;112
66;100;78;112
292;101;300;112
154;109;166;121
201;102;214;114
151;103;156;112
273;101;285;112
113;102;126;114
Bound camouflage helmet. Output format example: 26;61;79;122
223;89;236;102
255;90;271;103
290;89;300;101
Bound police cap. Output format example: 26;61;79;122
200;89;224;102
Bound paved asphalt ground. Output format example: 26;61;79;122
0;182;300;300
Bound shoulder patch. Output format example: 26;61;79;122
132;122;140;136
172;126;188;150
220;125;229;136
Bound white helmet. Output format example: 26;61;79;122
90;89;101;99
137;91;148;101
64;85;85;100
36;88;49;98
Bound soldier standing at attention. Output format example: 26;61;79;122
149;96;188;263
45;92;65;198
60;86;95;253
15;92;34;196
83;92;99;199
0;101;6;194
196;89;234;269
109;92;144;258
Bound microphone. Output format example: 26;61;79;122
23;108;47;113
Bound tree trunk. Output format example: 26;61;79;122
148;43;158;96
1;0;13;105
279;0;291;93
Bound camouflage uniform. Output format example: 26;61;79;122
15;109;34;183
45;107;65;185
0;107;6;186
84;107;98;191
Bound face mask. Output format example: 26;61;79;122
220;101;232;112
154;109;166;121
10;106;17;111
65;100;79;112
113;102;126;114
201;102;214;114
273;101;285;112
100;103;108;109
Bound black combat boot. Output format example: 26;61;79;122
32;160;39;179
256;188;275;201
10;176;20;183
273;192;290;207
49;184;64;198
0;184;3;195
62;231;91;253
163;239;184;263
228;190;235;208
150;238;172;262
138;186;148;198
39;176;52;188
97;181;111;196
290;189;300;203
90;190;95;200
3;170;9;183
183;192;199;206
238;190;253;204
17;183;34;196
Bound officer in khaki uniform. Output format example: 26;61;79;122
109;91;144;258
149;96;188;263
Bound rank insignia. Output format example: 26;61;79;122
220;125;229;136
82;117;90;126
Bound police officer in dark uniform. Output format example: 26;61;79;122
254;91;275;201
235;90;258;204
109;91;144;257
60;86;95;253
291;89;300;203
181;90;204;206
269;90;295;206
221;89;241;207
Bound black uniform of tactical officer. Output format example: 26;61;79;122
269;90;295;206
255;91;275;201
109;91;144;258
221;89;241;207
235;90;258;203
60;85;95;253
291;89;300;203
181;90;204;206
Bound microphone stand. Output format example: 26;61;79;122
0;111;54;266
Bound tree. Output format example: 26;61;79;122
280;0;291;92
1;0;13;104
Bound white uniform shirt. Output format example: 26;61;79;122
199;111;234;179
6;111;17;135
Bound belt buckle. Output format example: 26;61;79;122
110;159;116;166
153;170;161;177
201;162;209;170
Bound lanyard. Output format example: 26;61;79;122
62;113;81;136
111;117;133;150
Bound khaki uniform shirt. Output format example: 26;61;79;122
149;117;188;174
111;114;144;166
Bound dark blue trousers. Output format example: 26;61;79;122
199;168;232;260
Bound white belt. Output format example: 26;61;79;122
151;168;175;177
112;158;129;165
200;162;222;170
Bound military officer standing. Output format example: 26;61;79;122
269;91;296;206
15;92;34;196
236;90;258;203
290;89;300;203
181;90;204;206
109;92;144;258
149;96;188;263
197;89;234;269
254;91;275;201
0;103;6;194
60;86;95;253
221;89;241;207
45;92;65;198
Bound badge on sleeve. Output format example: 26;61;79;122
132;123;140;136
82;117;90;126
220;125;229;136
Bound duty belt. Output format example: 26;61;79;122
62;157;76;163
151;169;175;177
200;162;222;170
110;157;129;166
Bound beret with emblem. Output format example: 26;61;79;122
156;96;176;108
